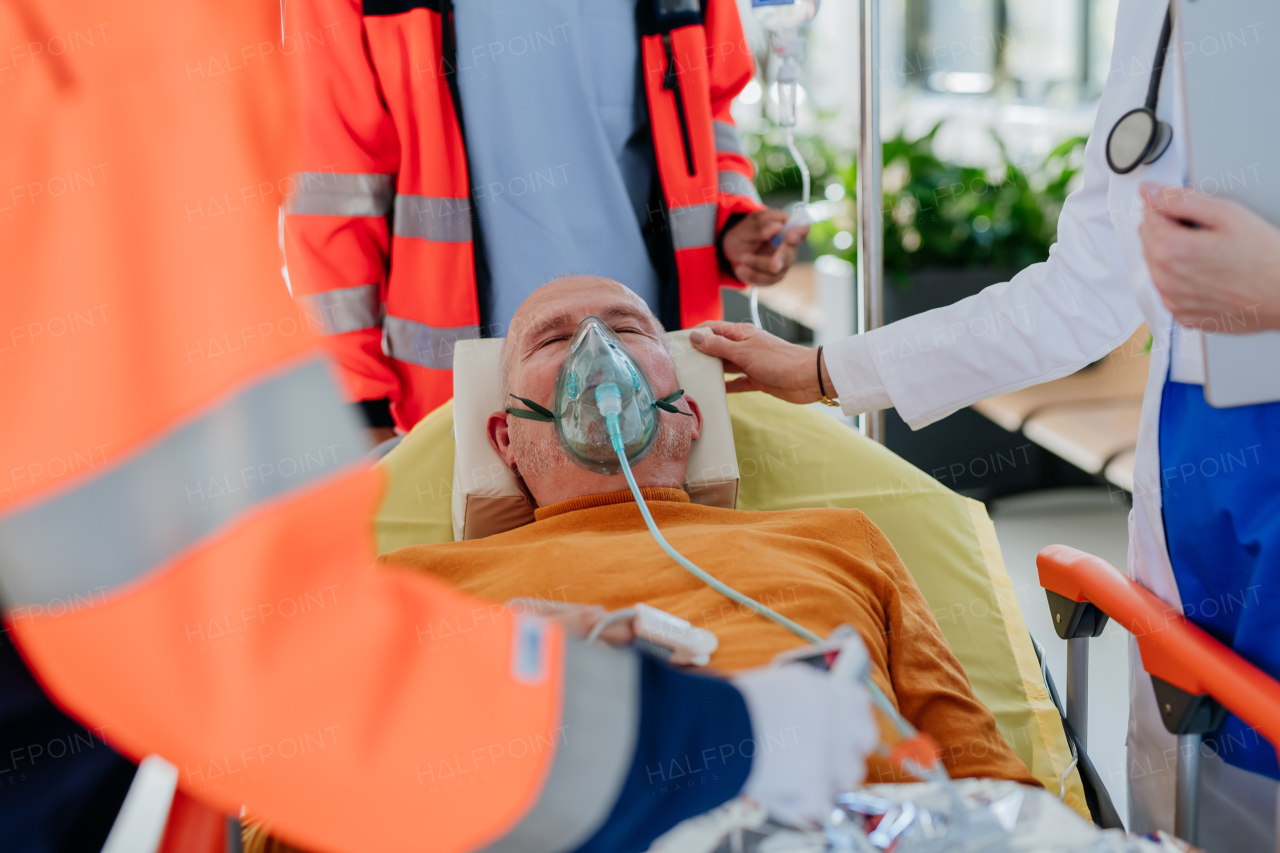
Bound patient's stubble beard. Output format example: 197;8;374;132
508;418;572;480
508;411;695;487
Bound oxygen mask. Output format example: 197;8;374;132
505;316;690;475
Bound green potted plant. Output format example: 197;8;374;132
744;121;1093;499
749;120;1086;320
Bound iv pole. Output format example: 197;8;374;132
856;0;885;443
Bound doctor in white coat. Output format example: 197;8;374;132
691;1;1280;849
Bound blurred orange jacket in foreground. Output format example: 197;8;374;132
0;2;643;850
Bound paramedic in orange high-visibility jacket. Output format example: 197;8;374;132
283;0;809;441
0;2;870;852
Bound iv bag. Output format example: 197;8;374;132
751;0;818;34
751;0;817;129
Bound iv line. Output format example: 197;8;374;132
748;128;811;330
785;127;811;210
749;286;763;328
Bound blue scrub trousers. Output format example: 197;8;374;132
1159;380;1280;780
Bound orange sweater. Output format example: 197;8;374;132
381;488;1037;786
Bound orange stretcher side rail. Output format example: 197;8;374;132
1036;544;1280;752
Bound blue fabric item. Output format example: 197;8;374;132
0;635;136;853
573;655;755;853
452;0;660;334
1159;379;1280;780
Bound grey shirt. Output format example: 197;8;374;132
453;0;659;334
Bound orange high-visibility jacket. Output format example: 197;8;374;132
283;0;763;429
0;2;640;851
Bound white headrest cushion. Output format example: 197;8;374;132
451;330;738;540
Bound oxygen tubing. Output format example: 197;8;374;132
594;382;915;740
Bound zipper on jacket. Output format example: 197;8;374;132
661;33;697;177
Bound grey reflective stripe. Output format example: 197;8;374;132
479;641;639;853
670;203;718;250
0;359;367;607
287;172;394;217
718;170;761;204
713;120;747;157
296;284;381;335
382;315;480;371
392;194;473;242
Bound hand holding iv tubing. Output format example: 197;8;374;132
594;381;947;783
723;209;808;297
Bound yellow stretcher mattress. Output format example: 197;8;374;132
373;393;1087;816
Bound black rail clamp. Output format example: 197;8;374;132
1046;590;1111;640
1150;675;1228;736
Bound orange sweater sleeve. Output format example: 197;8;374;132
858;514;1040;786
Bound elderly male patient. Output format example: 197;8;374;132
382;275;1038;786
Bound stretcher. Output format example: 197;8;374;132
382;351;1090;810
109;336;1088;852
1038;544;1280;848
164;376;1195;852
227;385;1279;853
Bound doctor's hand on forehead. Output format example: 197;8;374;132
722;208;810;285
1139;183;1280;332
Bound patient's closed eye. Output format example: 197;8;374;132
535;324;645;353
535;335;569;351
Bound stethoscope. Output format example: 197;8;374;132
1106;4;1175;174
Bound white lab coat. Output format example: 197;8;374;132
823;1;1277;848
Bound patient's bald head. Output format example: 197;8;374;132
499;276;666;397
490;276;702;507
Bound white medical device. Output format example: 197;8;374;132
1176;0;1280;408
588;602;720;667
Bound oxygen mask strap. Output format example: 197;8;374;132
508;390;691;420
505;393;557;422
654;388;693;416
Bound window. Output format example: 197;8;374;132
903;0;1119;102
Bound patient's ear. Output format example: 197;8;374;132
487;412;516;467
685;396;703;442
